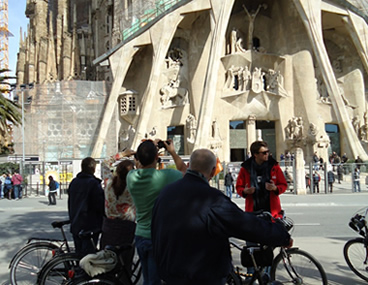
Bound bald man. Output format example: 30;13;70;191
151;149;291;285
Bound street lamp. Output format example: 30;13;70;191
19;83;34;176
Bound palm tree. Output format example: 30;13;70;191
0;69;21;153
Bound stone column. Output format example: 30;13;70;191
246;115;256;148
294;147;306;195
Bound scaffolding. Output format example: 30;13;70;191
11;80;117;162
0;0;12;71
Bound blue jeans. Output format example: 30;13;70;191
135;235;161;285
225;185;232;199
354;181;361;192
13;185;21;199
0;184;4;198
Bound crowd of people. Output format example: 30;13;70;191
0;172;24;200
67;140;292;285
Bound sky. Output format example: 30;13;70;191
8;0;28;79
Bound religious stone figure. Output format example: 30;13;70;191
160;78;188;108
251;67;264;93
229;28;246;54
242;3;267;50
145;126;157;139
285;117;304;140
186;114;197;144
352;116;360;135
120;125;136;149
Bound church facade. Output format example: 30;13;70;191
15;0;368;164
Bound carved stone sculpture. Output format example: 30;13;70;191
160;78;188;108
285;117;304;140
186;114;197;144
242;3;267;50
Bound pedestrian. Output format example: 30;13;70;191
236;140;287;218
353;167;361;192
355;156;363;169
312;151;319;170
100;157;136;281
68;157;105;256
313;171;321;193
337;164;343;184
305;173;311;191
11;171;23;200
48;176;58;205
224;170;234;199
341;153;348;164
4;173;13;199
236;140;287;277
284;167;293;192
126;139;186;285
327;167;335;193
0;173;5;199
151;149;292;285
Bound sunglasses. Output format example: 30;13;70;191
258;150;270;155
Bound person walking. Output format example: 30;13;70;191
68;157;105;256
313;171;321;193
353;167;361;192
126;139;186;285
327;167;335;193
224;170;234;199
151;149;292;285
48;176;58;205
11;171;23;200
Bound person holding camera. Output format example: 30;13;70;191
126;139;186;285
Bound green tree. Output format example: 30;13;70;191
0;69;21;153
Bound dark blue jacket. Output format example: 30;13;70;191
67;172;104;236
151;172;290;284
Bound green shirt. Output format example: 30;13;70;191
127;168;182;239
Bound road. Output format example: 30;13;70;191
1;190;368;284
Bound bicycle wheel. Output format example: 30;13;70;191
10;242;60;285
225;270;242;285
343;238;368;282
271;248;328;285
37;252;82;285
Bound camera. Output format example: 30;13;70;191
157;140;170;149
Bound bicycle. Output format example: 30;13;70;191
343;206;368;282
37;230;141;285
227;211;328;285
36;229;101;285
65;244;142;285
9;220;72;285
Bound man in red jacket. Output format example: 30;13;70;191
236;140;287;219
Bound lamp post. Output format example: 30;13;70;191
19;83;34;176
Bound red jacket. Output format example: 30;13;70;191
236;157;287;218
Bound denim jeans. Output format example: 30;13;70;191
0;184;3;198
13;185;21;199
135;235;161;285
225;185;232;199
354;181;361;192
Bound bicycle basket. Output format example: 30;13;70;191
349;214;367;236
241;245;274;267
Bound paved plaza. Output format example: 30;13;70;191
0;182;367;284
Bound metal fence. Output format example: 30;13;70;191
219;161;367;195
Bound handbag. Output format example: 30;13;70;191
241;245;274;267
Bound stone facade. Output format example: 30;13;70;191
16;0;368;164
